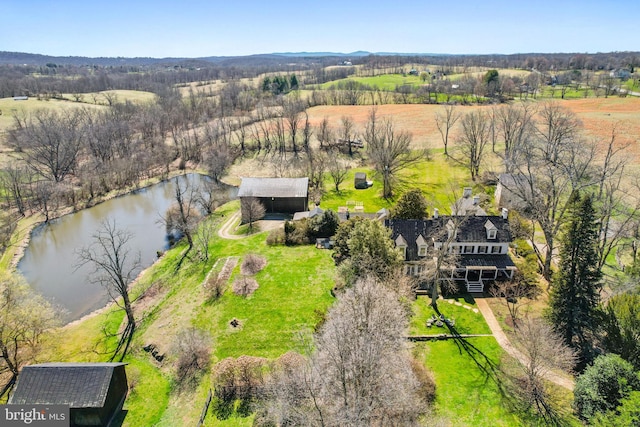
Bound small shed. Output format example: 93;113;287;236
9;362;128;427
354;172;368;189
238;177;309;214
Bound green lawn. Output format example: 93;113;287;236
411;295;491;336
37;200;335;427
32;195;571;426
319;152;482;214
316;73;424;91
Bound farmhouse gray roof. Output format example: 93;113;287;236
9;363;126;408
238;177;309;198
386;216;512;261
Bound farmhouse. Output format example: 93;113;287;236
495;173;531;210
238;177;309;215
9;362;128;427
451;187;487;216
386;209;516;293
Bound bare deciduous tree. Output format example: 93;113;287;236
506;102;597;278
0;272;58;398
492;103;536;173
241;197;266;231
490;278;533;328
165;176;201;255
316;116;333;150
434;104;461;157
365;109;424;198
506;317;576;424
340;116;356;157
282;98;305;155
15;110;84;182
194;218;214;262
328;152;349;193
173;327;212;388
204;143;235;184
261;278;430;426
419;211;465;314
76;219;140;361
455;110;491;182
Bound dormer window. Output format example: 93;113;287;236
485;220;498;240
395;234;408;259
416;234;428;257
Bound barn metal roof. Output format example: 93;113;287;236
238;177;308;198
9;363;126;408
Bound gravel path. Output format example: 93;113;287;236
217;210;284;240
217;212;244;240
475;298;575;391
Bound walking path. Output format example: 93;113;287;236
218;212;243;240
217;210;284;240
475;298;575;391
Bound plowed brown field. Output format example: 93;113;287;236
306;97;640;157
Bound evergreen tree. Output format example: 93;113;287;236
391;188;428;219
548;193;601;361
289;74;298;90
262;77;271;92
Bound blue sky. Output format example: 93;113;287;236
3;0;639;57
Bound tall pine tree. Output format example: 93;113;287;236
548;193;601;362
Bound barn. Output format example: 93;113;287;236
238;177;309;215
9;363;128;427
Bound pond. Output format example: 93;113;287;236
17;174;233;322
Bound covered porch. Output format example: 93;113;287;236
443;255;517;293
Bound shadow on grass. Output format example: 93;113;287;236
443;315;574;426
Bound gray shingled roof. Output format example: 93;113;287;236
386;216;512;261
238;177;308;198
9;363;126;408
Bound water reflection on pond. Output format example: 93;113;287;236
18;174;231;321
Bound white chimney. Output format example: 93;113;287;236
463;187;472;198
433;208;439;219
473;195;480;205
502;208;508;219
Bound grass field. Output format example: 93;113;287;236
0;90;156;137
317;73;424;91
38;201;335;426
33;198;560;426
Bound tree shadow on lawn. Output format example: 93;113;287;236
443;321;514;406
443;322;574;426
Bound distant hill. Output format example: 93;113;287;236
0;51;353;67
0;50;457;67
1;50;638;68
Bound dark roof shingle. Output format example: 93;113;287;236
9;363;126;408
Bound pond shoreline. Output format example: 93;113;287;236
7;169;202;271
5;168;223;324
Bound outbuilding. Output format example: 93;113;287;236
238;177;309;215
9;362;128;427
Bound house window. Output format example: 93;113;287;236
399;246;407;259
488;230;497;239
478;246;488;254
491;245;502;254
451;245;461;254
464;245;474;254
418;246;427;257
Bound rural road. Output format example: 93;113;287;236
475;298;575;391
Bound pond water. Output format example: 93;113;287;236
17;174;231;322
